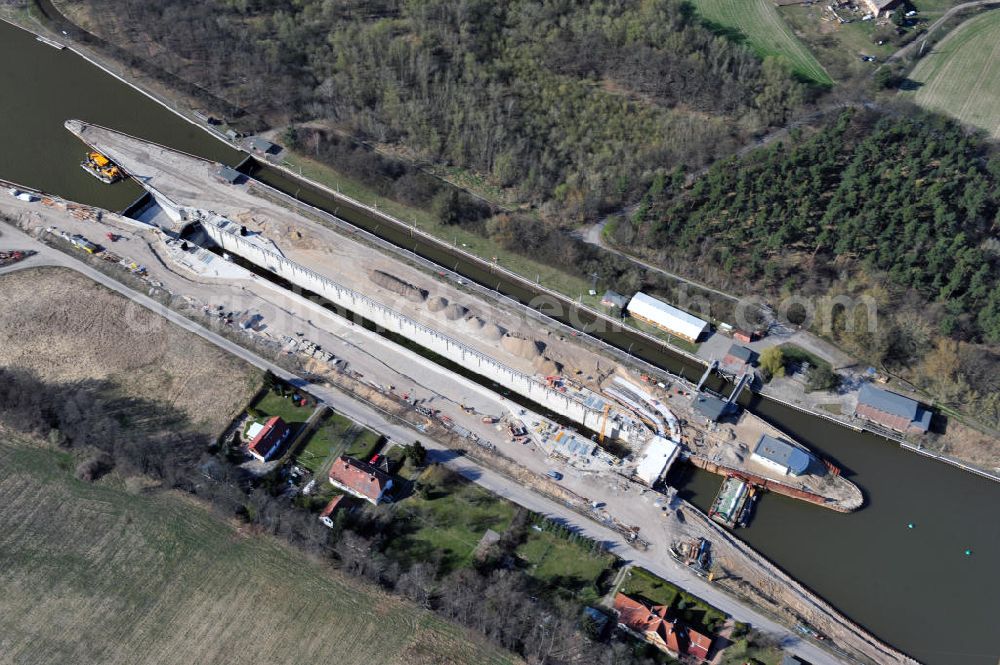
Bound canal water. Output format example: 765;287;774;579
1;18;997;665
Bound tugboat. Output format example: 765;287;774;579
80;151;123;184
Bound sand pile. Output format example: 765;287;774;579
464;315;486;332
500;333;544;359
483;323;506;341
427;296;449;312
369;270;427;303
533;356;563;376
444;304;468;320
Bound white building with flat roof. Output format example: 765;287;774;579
626;292;708;342
635;436;680;485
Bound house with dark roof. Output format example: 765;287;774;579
328;456;393;504
601;290;628;310
723;344;755;369
246;416;291;462
612;593;712;660
249;136;279;154
752;434;811;476
854;383;931;434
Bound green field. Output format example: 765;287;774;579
383;465;517;573
0;439;516;665
295;411;356;472
907;9;1000;138
515;529;614;605
693;0;832;85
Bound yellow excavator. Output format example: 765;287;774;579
81;151;123;184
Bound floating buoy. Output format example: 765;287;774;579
964;549;972;556
907;523;914;529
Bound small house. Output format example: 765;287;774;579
247;416;291;462
862;0;902;16
328;456;393;505
723;344;755;368
249;136;279;155
854;383;931;434
319;495;345;527
751;434;811;476
601;290;628;310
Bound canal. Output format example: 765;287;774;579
1;17;997;665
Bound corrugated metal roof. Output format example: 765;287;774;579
753;434;811;475
626;292;708;340
858;383;918;421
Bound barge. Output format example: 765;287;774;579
709;475;757;528
80;151;123;184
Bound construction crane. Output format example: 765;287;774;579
598;403;611;443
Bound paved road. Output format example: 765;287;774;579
0;220;848;665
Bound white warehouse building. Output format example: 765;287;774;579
626;292;708;342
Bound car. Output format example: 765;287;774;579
369;454;381;465
546;470;563;481
590;501;605;509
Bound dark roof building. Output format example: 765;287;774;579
249;136;279;154
247;416;291;462
854;383;931;434
328;456;393;504
723;344;755;368
693;394;732;422
601;290;628;309
217;165;242;184
752;434;811;476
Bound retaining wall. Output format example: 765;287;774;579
201;217;636;440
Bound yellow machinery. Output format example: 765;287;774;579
88;151;110;167
598;403;611;443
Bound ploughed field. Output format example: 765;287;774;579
907;9;1000;138
0;439;517;665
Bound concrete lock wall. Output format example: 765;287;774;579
201;221;622;437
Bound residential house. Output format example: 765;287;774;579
328;455;393;504
601;290;628;310
854;383;931;434
612;593;713;660
246;416;291;462
862;0;902;16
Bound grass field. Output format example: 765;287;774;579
383;465;517;573
0;438;516;665
692;0;832;85
907;9;1000;138
0;267;260;438
515;529;614;605
295;411;355;472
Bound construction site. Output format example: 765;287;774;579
0;120;910;664
54;119;862;514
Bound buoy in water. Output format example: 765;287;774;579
964;549;972;556
907;523;914;529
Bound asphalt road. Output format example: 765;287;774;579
0;220;847;665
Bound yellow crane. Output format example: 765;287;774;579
598;403;611;443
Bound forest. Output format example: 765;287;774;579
610;108;1000;428
64;0;812;220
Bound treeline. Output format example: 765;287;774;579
67;0;813;220
0;367;659;664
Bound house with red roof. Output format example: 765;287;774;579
612;593;713;661
246;416;291;462
328;456;393;505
